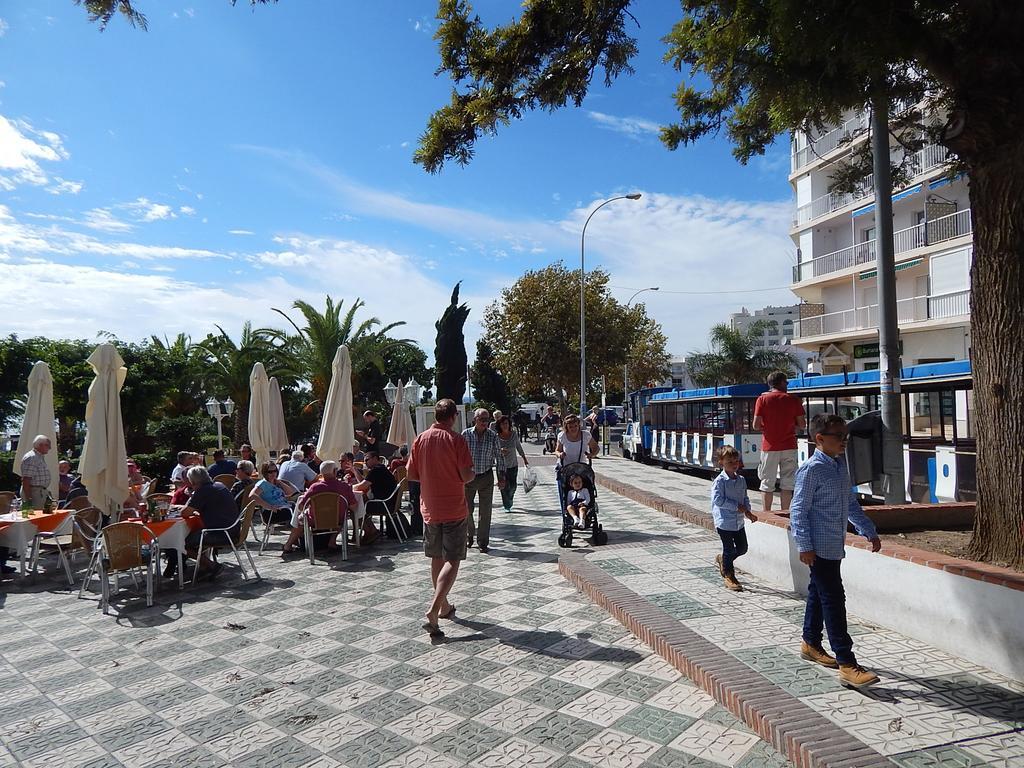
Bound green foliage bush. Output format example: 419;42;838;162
150;414;219;453
0;450;18;493
130;452;175;488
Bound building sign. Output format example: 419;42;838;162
854;341;903;359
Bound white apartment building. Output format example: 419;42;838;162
661;357;696;390
730;304;799;348
789;109;972;372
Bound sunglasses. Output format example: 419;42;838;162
819;431;849;441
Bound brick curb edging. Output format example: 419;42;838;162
594;470;1024;591
558;551;894;768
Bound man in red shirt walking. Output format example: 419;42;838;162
407;398;475;638
753;370;806;511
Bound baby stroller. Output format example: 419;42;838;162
542;426;558;455
556;462;607;547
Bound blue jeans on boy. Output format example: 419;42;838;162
803;557;856;666
716;527;748;575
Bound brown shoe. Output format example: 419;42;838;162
800;641;838;669
715;554;724;576
839;664;879;689
723;573;743;591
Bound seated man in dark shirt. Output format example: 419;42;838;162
207;450;238;478
353;450;406;538
166;466;241;578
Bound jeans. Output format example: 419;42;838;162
464;471;494;547
716;527;748;575
803;556;856;666
499;467;519;509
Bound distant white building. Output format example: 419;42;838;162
730;304;800;349
660;357;696;390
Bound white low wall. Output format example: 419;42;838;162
743;521;1024;682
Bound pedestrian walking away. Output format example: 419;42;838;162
462;407;506;553
710;446;758;591
753;370;805;511
494;414;528;511
407;398;475;639
790;413;883;689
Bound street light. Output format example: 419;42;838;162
580;192;642;415
404;379;423;405
383;380;399;406
623;286;659;419
204;396;235;451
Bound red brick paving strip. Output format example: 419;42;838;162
558;552;895;768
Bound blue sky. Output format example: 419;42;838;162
0;1;797;360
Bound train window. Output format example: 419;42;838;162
908;392;944;439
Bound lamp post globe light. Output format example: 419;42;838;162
205;396;235;451
383;380;399;406
580;193;642;415
404;379;423;405
623;286;659;419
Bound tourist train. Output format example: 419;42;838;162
621;359;975;503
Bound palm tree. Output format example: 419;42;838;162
149;333;205;418
687;321;798;387
268;296;416;413
195;323;288;446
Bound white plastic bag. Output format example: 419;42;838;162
521;466;538;493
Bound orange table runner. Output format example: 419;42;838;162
0;510;70;534
122;516;202;539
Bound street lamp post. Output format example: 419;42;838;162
580;193;642;415
204;397;235;452
623;286;659;419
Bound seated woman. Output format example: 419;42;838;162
230;460;256;509
281;461;356;554
248;462;297;516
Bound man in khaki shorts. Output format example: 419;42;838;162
753;370;806;511
407;399;475;638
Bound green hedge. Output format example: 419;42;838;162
0;451;17;493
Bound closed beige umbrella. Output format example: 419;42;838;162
248;363;273;467
268;377;290;454
12;361;59;501
316;345;355;462
78;344;130;516
386;379;416;451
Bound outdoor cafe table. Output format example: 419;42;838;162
122;516;196;589
0;510;72;576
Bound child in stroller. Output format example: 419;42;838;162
557;462;607;547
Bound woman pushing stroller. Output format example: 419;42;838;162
556;414;606;547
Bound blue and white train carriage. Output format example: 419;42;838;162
623;359;975;503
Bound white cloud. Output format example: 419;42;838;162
0;19;8;37
82;208;133;233
587;111;662;139
0;115;68;190
126;197;176;222
179;205;196;216
184;8;195;18
47;177;84;195
228;229;255;236
0;80;6;89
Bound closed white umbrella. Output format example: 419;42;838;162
78;344;130;516
12;361;59;500
316;345;355;462
268;377;290;454
386;379;416;450
248;363;273;468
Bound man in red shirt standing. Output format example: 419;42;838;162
407;398;475;638
753;370;806;511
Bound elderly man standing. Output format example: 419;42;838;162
462;408;506;553
408;398;475;637
20;435;53;509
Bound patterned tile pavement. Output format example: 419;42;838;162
1;457;794;768
584;452;1024;766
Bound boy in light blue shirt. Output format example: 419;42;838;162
790;413;882;689
710;446;758;591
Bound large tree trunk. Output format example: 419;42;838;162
965;144;1024;569
233;399;249;449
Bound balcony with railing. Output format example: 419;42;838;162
792;208;972;283
792;143;951;228
791;113;870;172
794;289;970;339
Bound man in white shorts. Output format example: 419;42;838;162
753;370;806;511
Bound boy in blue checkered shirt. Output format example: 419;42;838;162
790;413;883;689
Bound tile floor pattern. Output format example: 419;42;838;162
0;467;794;768
586;455;1024;767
